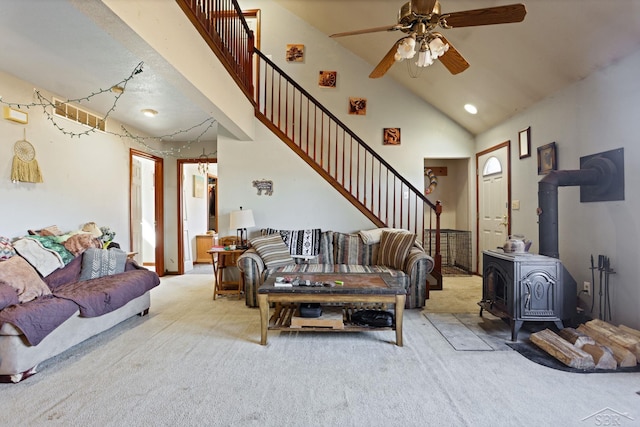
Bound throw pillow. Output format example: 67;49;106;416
358;227;406;245
0;280;20;310
249;234;295;268
0;236;16;260
0;256;52;303
333;232;375;265
264;228;321;257
378;230;415;271
280;229;321;257
79;248;127;281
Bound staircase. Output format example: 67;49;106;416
176;0;442;291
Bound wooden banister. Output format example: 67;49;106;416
175;0;443;291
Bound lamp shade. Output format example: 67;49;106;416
229;209;255;230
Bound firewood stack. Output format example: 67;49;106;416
530;320;640;370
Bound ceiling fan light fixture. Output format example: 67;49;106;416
429;37;449;57
417;49;433;67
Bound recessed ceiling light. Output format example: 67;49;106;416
141;108;158;117
464;104;478;115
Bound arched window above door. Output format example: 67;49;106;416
482;156;502;176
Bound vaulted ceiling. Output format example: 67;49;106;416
274;0;640;134
1;0;639;140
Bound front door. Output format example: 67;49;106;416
476;142;510;273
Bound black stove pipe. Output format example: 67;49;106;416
538;169;601;258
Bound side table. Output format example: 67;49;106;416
207;247;246;300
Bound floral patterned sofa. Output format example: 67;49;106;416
237;228;434;309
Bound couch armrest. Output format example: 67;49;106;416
403;246;434;308
237;249;265;307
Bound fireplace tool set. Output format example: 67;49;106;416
589;254;615;321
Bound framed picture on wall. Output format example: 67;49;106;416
318;71;337;88
285;44;304;62
348;97;367;115
537;142;557;175
193;175;205;198
519;126;531;159
383;128;401;145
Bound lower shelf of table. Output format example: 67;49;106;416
268;303;396;332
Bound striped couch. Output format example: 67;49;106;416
237;230;434;309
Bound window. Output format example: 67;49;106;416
482;156;502;176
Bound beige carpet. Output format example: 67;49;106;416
424;275;483;314
1;274;638;426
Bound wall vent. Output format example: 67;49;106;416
53;98;106;131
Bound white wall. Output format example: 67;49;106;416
0;69;220;276
241;0;474;191
476;47;640;329
218;120;377;239
0;70;133;244
102;0;255;141
212;0;473;240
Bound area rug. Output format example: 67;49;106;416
424;313;493;351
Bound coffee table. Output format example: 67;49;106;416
258;273;406;346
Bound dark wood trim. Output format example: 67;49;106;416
177;158;218;275
129;149;165;276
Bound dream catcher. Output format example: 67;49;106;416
11;130;43;183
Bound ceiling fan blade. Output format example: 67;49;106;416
443;4;526;28
330;24;401;38
411;0;438;15
438;36;470;75
369;41;402;79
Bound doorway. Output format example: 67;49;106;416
177;159;218;275
476;141;511;273
129;149;164;276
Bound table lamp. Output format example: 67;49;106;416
229;207;255;249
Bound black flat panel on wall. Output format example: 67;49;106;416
580;148;624;203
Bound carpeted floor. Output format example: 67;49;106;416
1;274;638;426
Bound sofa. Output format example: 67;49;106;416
237;228;434;309
0;236;160;383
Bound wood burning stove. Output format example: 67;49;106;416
479;250;576;341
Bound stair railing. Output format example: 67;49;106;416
176;0;255;102
253;49;442;285
175;0;442;289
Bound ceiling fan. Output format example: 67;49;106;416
330;0;526;77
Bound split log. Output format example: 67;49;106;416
577;324;637;368
619;324;640;340
558;327;595;348
581;343;618;370
586;319;640;359
530;329;595;370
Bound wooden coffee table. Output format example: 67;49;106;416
258;273;406;346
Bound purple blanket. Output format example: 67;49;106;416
53;269;160;317
0;295;79;346
0;267;159;346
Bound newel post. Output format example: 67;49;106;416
434;200;442;273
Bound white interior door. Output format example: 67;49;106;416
131;158;143;264
478;146;509;271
